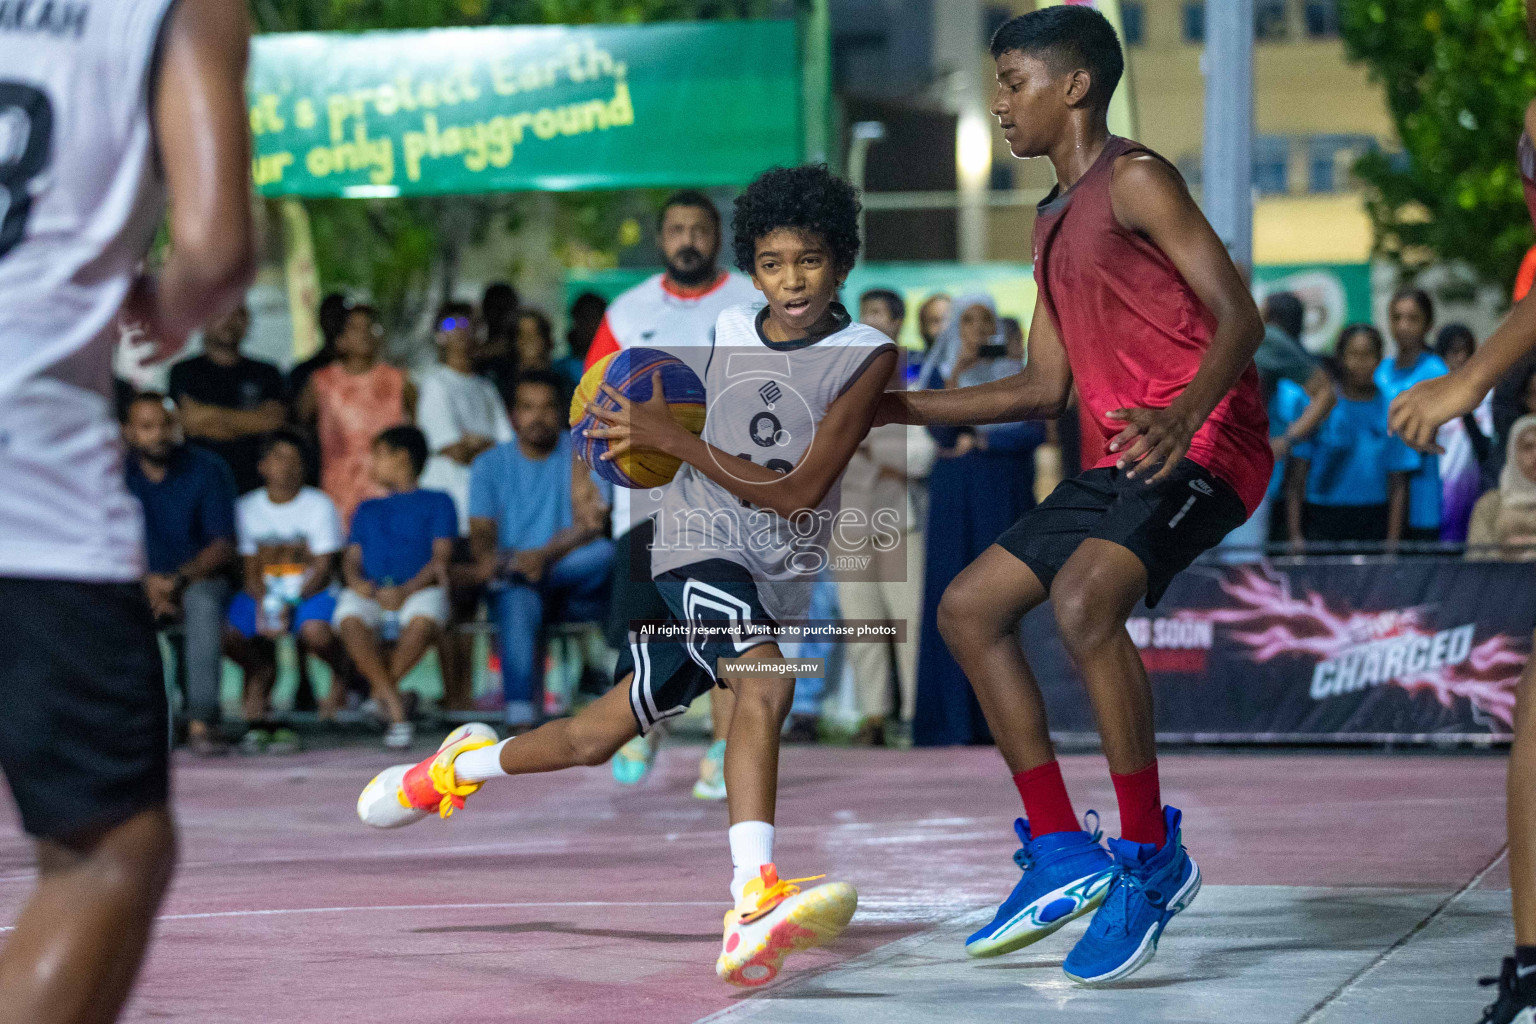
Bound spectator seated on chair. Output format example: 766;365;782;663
468;370;613;731
124;393;238;756
333;426;457;750
1467;415;1536;562
224;430;348;735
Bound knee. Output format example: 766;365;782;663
568;727;626;767
77;807;178;903
1051;577;1120;656
728;675;794;725
937;579;1004;649
298;622;332;651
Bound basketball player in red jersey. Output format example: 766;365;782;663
877;6;1269;984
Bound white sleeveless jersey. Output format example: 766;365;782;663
0;0;175;581
650;303;895;622
589;270;760;536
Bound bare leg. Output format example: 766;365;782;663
710;685;736;743
388;619;438;686
338;618;405;724
935;545;1053;773
298;623;346;720
722;644;794;825
495;678;640;773
0;806;176;1024
1049;539;1155;774
1510;633;1536;945
437;631;476;712
227;634;276;724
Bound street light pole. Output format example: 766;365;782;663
1202;0;1255;273
848;120;886;262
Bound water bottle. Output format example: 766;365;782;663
260;591;287;633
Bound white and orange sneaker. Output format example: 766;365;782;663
715;864;857;987
356;723;498;828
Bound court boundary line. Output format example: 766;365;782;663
1293;844;1510;1023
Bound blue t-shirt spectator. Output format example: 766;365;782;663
1375;352;1448;529
127;444;238;574
348;488;458;585
1266;378;1311;503
1294;392;1420;507
469;432;592;552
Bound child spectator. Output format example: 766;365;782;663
1377;288;1449;541
1286;325;1418;549
1467;415;1536;561
560;292;607;385
297;304;415;526
334;426;457;749
224;431;347;739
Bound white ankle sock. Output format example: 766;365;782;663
728;821;775;904
454;738;511;782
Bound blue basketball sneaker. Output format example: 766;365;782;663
964;813;1114;958
1062;805;1202;984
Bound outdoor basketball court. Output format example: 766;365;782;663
0;743;1507;1023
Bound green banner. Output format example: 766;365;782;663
248;21;802;198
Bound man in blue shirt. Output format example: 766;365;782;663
1377;288;1450;543
469;371;612;730
124;393;238;754
335;425;458;749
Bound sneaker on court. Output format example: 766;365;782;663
692;739;727;800
356;723;499;828
611;731;661;785
965;813;1114;958
238;729;270;756
265;727;302;755
1477;958;1536;1024
1062;805;1202;985
716;864;857;987
382;721;415;750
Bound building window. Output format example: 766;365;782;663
1121;1;1145;46
1254;136;1289;195
1306;134;1378;193
1182;2;1204;43
1305;0;1341;38
1254;0;1288;42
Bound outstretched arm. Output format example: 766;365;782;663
1103;154;1265;482
875;305;1073;427
1390;287;1536;451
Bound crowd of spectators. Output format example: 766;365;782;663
114;271;1536;755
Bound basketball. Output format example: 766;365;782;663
570;348;707;489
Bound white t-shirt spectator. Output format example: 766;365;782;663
237;486;343;559
416;364;515;532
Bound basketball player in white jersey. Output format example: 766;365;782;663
363;164;895;986
583;191;759;795
0;0;254;1020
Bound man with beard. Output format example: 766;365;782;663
581;190;759;795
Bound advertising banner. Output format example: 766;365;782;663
1022;561;1533;742
248;21;802;197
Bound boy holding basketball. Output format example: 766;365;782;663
359;164;897;987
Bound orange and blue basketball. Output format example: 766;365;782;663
570;348;707;489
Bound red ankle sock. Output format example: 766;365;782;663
1111;761;1166;847
1011;760;1079;837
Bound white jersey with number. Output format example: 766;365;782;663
0;0;175;581
649;303;895;622
584;271;760;535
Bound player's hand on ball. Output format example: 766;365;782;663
586;371;684;460
1388;374;1478;454
1107;406;1197;483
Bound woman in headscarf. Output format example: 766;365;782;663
913;294;1045;746
1467;414;1536;561
1434;324;1495;542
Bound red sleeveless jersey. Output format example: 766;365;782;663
1033;136;1272;514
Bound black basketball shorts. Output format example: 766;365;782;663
996;459;1248;608
0;577;170;840
611;558;780;735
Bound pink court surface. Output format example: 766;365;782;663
0;742;1511;1023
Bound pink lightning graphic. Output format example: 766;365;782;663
1177;567;1527;729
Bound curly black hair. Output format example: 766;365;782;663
732;164;862;276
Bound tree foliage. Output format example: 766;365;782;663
250;0;781;329
1341;0;1536;289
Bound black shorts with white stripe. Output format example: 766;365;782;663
995;459;1248;609
612;558;780;735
